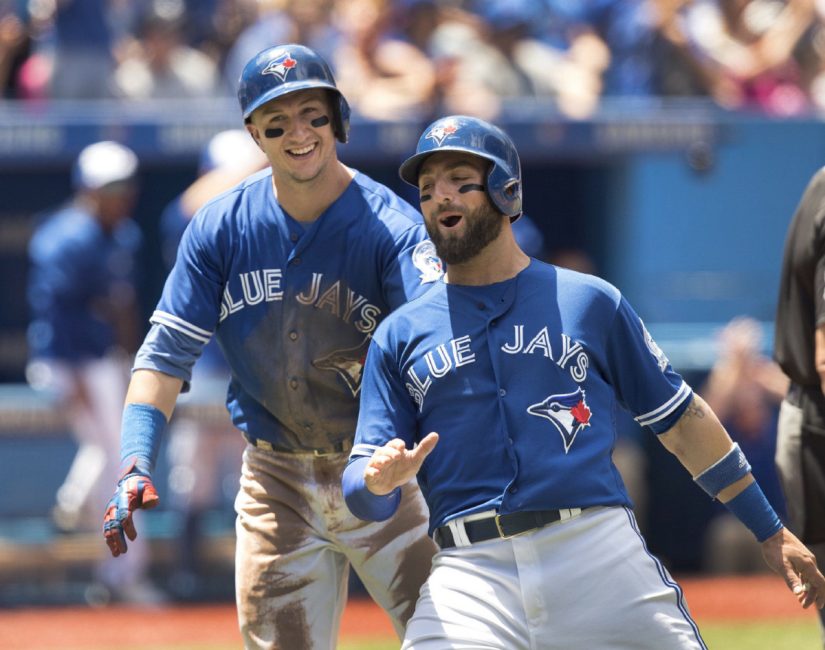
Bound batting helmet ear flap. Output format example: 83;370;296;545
502;179;522;222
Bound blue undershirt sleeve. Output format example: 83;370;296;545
133;322;207;392
342;456;402;522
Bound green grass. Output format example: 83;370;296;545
699;619;821;649
337;621;824;650
341;620;824;650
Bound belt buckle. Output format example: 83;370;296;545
494;513;523;540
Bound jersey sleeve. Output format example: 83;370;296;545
345;334;415;521
149;209;224;345
380;225;442;311
603;297;693;434
133;322;205;387
351;335;418;458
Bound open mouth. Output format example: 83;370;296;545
439;214;463;229
287;143;317;158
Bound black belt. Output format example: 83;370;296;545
434;508;583;549
244;434;353;456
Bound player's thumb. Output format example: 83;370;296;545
412;432;439;463
139;479;160;510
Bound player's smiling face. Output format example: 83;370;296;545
418;151;503;265
246;88;336;185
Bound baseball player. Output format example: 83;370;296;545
27;141;164;603
343;115;825;649
102;44;441;648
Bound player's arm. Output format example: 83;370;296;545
342;334;433;520
815;325;825;396
103;368;183;557
813;242;825;395
343;434;438;521
658;394;825;608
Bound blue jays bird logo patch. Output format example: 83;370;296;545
263;51;297;81
527;388;592;453
425;120;459;146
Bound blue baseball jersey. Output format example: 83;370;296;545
27;204;141;361
135;168;442;451
349;260;692;533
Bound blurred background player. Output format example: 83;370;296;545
159;128;266;600
26;140;163;604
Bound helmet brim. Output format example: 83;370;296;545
399;145;499;187
242;79;340;119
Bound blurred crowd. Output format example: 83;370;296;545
1;0;825;119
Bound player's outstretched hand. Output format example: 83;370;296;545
364;432;439;496
761;527;825;609
102;458;160;557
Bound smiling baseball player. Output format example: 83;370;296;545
343;115;825;649
102;45;442;649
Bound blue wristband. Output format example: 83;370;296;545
120;402;167;475
724;481;783;542
694;443;751;498
342;456;402;522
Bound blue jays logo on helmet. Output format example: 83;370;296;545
425;120;459;147
527;388;592;453
237;44;351;143
262;51;297;81
399;115;522;221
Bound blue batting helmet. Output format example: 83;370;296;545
399;115;522;220
237;44;351;143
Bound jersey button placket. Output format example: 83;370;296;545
288;330;298;341
289;377;299;390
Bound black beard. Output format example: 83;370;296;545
425;202;503;265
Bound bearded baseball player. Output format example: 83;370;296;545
343;115;825;649
102;44;442;649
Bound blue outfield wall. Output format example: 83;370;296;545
604;117;825;326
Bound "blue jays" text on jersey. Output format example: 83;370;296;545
350;261;692;533
135;168;441;451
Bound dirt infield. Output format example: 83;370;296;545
0;575;816;649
